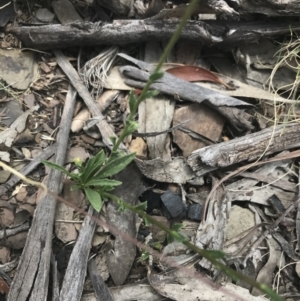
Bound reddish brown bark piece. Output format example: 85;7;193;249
166;65;232;89
173;103;224;157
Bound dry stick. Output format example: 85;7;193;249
0;143;57;196
59;207;98;301
203;149;300;222
296;163;300;252
88;258;114;301
7;86;77;301
54;50;125;150
6;20;300;49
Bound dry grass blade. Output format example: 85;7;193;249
82;46;119;96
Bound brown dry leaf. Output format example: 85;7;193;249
0;208;14;227
71;108;90;133
0;105;39;147
166;65;232;89
0;277;10;295
6;231;27;249
15;186;28;202
21;147;31;159
128;137;147;159
0;247;11;264
66;147;89;163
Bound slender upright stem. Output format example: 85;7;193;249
111;0;199;154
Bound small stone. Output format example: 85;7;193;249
187;204;203;221
35;8;55;23
161;190;186;219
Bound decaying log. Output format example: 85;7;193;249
187;123;300;177
6;20;300;50
7;87;77;301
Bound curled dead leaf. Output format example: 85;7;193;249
166;65;233;90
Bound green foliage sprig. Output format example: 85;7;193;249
43;150;135;211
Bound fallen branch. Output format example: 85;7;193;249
54;50;124;150
6;20;300;49
7;86;77;301
187;123;300;176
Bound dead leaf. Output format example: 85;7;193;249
0;105;39;147
66;147;89;163
0;247;10;264
0;152;10;162
71;108;90;133
128;137;147;159
0;277;9;295
0;208;14;227
166;65;233;89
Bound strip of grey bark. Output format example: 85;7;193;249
88;258;114;301
187;123;300;177
54;50;125;150
6;20;300;49
118;54;253;130
59;207;98;301
0;143;57;196
7;86;77;301
51;254;60;301
296;169;300;252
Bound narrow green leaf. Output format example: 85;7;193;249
171;223;183;232
128;90;136;113
149;71;164;81
204;250;225;259
140;251;149;261
169;231;187;243
134;202;147;211
95;152;136;179
81;150;106;182
143;216;151;227
86;179;122;187
42;160;74;178
123;120;139;136
110;136;117;146
152;241;163;251
144;90;159;99
84;188;103;212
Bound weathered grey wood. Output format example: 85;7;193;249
7;86;77;301
0;143;57;197
224;0;300;17
187;123;300;177
118;54;253;130
139;41;175;160
6;20;300;49
204;0;300;18
88;258;114;301
59;207;98;301
0;222;30;240
54;50;125;150
106;162;145;285
51;254;60;301
297;170;300;252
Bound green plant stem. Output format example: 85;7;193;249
111;0;199;154
104;192;285;301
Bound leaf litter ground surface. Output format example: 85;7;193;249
1;1;300;301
